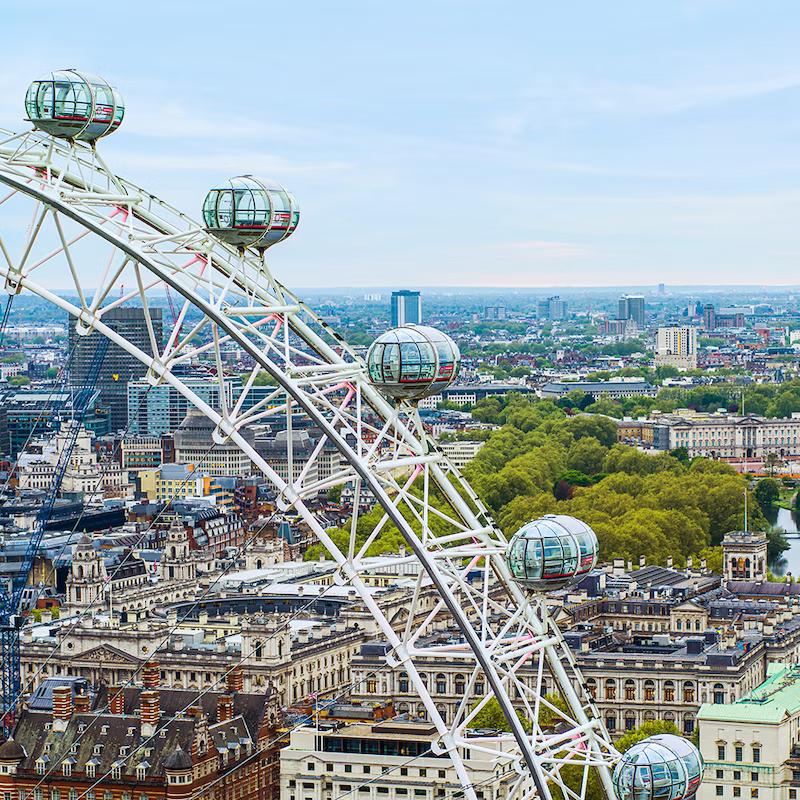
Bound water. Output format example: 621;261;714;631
768;505;800;577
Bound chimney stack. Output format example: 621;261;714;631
109;686;125;715
74;691;90;714
52;685;73;731
218;694;234;723
226;666;244;694
140;690;160;736
143;660;160;689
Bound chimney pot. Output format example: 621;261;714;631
74;692;90;714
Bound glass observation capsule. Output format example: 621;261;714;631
366;325;460;402
25;70;124;141
505;514;598;591
612;734;703;800
202;176;299;249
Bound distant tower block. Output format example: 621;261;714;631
506;515;598;592
25;71;124;141
723;530;767;582
366;325;459;402
202;176;299;250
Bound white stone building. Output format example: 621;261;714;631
655;325;698;370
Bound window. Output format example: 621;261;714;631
733;772;741;781
63;763;72;777
420;768;427;777
436;674;447;693
644;681;655;702
735;746;743;762
716;771;723;779
86;764;96;778
684;683;695;703
625;681;636;701
438;770;446;778
751;774;758;782
344;765;352;774
326;764;333;772
363;766;371;774
112;765;122;780
306;763;315;771
664;682;675;702
752;747;761;763
750;791;758;799
605;681;616;700
366;680;377;694
715;684;726;704
718;745;726;761
399;673;409;692
716;788;723;797
733;789;740;798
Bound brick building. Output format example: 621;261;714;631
0;664;282;800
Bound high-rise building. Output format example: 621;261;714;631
484;305;507;321
128;377;236;435
390;290;422;326
618;295;646;328
703;303;716;331
537;295;567;321
68;307;163;432
655;326;698;370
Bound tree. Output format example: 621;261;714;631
469;697;531;733
8;376;30;386
755;479;781;515
765;525;789;562
567;437;608;475
615;720;681;753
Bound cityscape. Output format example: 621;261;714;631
3;5;800;800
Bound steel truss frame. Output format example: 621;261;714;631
0;125;620;800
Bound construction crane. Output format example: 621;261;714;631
0;337;108;734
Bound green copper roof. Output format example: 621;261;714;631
698;663;800;724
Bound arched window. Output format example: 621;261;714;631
399;672;409;693
644;680;655;702
624;680;635;701
664;681;675;702
605;679;616;700
586;678;597;699
683;681;695;702
713;683;725;704
435;674;447;694
454;674;465;695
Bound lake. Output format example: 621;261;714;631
768;506;800;578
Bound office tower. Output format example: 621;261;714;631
658;283;666;295
484;305;507;321
703;303;716;331
618;295;646;328
537;296;567;321
128;377;236;436
68;307;163;432
655;326;698;370
390;290;422;327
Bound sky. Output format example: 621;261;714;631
2;1;800;288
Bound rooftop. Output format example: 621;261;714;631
698;663;800;724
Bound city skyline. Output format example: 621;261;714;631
2;3;800;288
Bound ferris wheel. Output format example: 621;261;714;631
0;71;703;800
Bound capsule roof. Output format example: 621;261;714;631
25;70;124;142
202;176;299;250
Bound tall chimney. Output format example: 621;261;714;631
226;666;244;694
109;686;125;715
140;690;160;737
143;660;160;689
74;691;90;714
52;685;73;731
217;694;233;723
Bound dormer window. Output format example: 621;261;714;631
111;763;122;780
62;762;72;777
127;727;135;737
100;725;109;736
78;723;86;733
86;763;96;779
120;746;129;757
93;745;103;756
136;764;148;781
35;758;47;776
43;743;51;754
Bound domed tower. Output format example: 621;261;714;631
163;744;194;800
613;734;703;800
366;325;460;403
0;738;26;793
506;515;598;592
25;70;124;141
202;176;299;251
161;521;196;583
66;534;108;609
